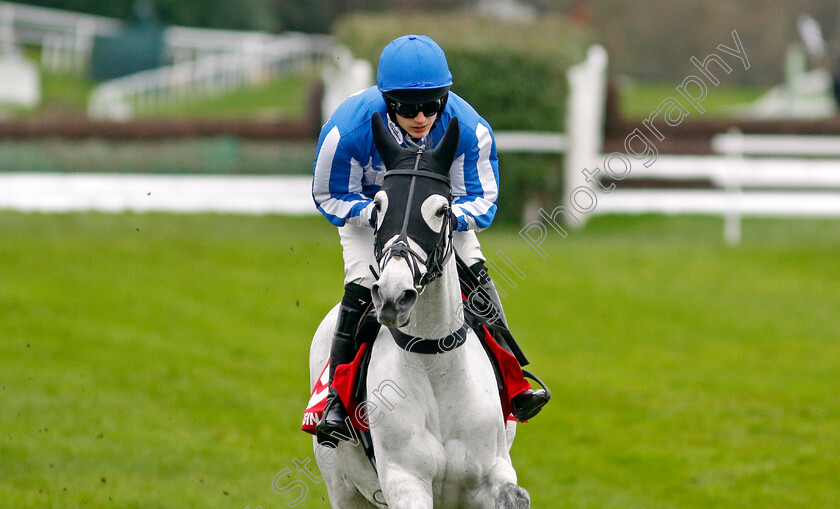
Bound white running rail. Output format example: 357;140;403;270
0;1;119;71
88;33;332;120
0;173;315;214
0;2;334;118
593;130;840;244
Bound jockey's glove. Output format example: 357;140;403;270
451;213;468;232
361;201;377;229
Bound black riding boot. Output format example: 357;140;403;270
470;262;551;422
315;283;371;448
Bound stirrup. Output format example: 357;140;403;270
523;370;551;397
512;370;552;422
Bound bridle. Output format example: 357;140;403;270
371;148;455;293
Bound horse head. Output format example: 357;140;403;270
369;112;460;328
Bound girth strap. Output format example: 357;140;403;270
388;324;469;354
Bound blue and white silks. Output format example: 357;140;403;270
312;86;499;232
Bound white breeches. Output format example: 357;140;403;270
338;223;485;288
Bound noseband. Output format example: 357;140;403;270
372;148;455;292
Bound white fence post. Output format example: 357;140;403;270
320;45;372;123
74;18;95;71
564;45;608;226
722;128;744;245
0;3;14;55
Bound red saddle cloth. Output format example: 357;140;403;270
301;325;533;435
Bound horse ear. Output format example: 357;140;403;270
371;112;404;171
429;116;460;176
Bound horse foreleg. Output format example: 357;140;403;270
378;465;434;509
468;458;529;509
323;480;381;509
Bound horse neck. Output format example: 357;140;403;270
399;257;463;339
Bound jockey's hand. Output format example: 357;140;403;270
359;201;377;229
449;212;469;232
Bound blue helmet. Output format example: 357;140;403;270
376;35;453;96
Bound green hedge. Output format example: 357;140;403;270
334;13;595;225
335;14;593;130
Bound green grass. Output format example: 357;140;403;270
39;71;96;113
0;65;94;118
620;82;766;119
138;72;318;120
1;212;839;508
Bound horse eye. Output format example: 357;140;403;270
436;205;449;217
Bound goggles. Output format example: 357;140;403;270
390;98;443;119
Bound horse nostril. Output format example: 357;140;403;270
371;283;382;306
398;288;418;312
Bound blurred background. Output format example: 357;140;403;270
1;0;839;223
1;1;839;508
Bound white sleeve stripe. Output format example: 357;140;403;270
319;196;367;218
348;157;363;194
312;126;341;204
475;123;498;203
457;200;492;218
449;154;467;197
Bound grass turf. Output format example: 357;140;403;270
618;82;766;119
1;212;838;508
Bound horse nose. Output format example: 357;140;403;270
372;282;416;312
371;282;417;327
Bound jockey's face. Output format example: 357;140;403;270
395;111;437;140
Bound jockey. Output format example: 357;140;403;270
312;34;550;447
